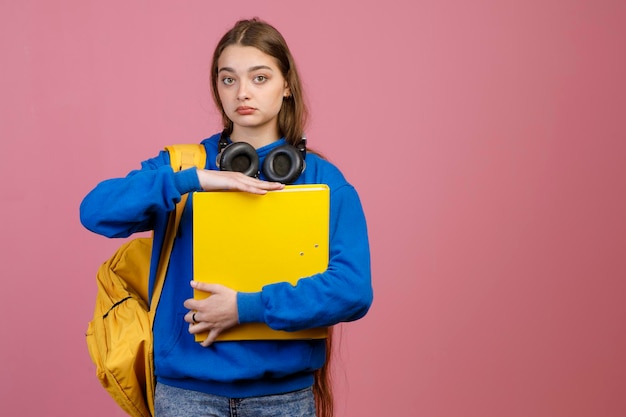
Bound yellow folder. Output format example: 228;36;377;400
192;184;330;341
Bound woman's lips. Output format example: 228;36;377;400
236;106;255;115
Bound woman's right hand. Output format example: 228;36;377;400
196;169;284;194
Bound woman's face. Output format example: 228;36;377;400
216;45;290;140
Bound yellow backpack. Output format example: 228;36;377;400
85;144;206;417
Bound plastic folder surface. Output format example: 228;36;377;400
192;184;330;341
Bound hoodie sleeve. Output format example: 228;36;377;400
80;150;202;238
237;182;373;330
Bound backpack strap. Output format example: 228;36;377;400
149;144;207;316
165;144;208;172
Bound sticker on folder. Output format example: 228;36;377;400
192;184;330;341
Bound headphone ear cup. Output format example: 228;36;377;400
217;142;259;177
262;145;305;184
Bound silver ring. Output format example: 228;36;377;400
192;313;198;324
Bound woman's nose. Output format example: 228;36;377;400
237;82;250;100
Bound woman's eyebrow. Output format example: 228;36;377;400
218;65;274;74
249;65;273;72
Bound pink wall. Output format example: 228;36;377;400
1;1;625;416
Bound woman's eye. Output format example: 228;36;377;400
222;77;235;86
254;75;267;83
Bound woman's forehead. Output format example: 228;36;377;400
218;45;279;72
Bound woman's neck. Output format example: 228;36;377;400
230;125;280;149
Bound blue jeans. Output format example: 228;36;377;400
155;383;316;417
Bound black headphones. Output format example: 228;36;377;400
216;132;306;184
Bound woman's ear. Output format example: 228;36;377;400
284;83;291;98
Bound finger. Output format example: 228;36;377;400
249;180;284;191
184;311;197;324
197;170;283;194
187;321;211;335
190;281;224;294
200;328;222;347
226;174;284;193
230;172;283;187
183;297;203;310
229;182;281;195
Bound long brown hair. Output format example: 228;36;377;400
210;18;332;417
313;328;334;417
210;18;308;147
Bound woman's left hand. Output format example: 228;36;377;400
184;281;239;347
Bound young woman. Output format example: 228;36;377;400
80;18;372;417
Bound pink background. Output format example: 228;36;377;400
1;1;625;416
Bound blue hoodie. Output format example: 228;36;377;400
80;132;373;398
